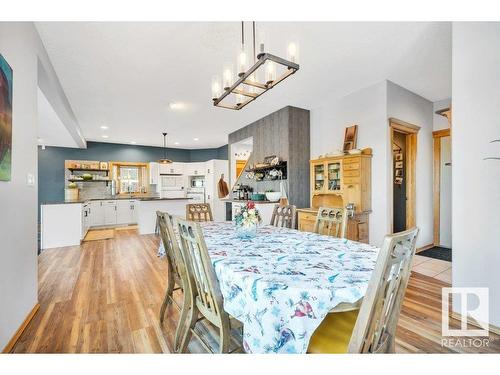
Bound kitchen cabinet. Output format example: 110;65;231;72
116;199;138;224
104;200;117;225
185;162;205;176
149;162;159;185
90;200;105;226
82;202;90;238
159;162;184;175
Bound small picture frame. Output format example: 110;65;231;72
100;162;108;170
343;125;358;152
395;153;403;161
395;169;403;177
395;177;403;185
395;161;403;169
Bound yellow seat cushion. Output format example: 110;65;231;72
308;309;359;353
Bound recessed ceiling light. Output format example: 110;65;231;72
169;102;185;110
174;142;180;145
102;135;109;139
100;125;109;130
130;141;136;144
193;138;199;141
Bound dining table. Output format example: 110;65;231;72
158;221;379;354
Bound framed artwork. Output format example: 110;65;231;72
395;169;403;177
343;124;358;152
100;161;109;170
395;161;403;169
395;153;403;161
0;54;13;181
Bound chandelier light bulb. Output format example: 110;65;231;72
266;61;276;85
287;42;298;64
223;65;233;90
238;48;248;76
211;76;222;99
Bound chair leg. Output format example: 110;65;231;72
159;271;175;324
219;321;231;354
173;287;191;352
178;305;198;353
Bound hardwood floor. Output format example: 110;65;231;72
12;229;500;353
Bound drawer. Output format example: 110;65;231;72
298;211;317;222
343;169;360;177
343;162;360;171
343;177;360;185
343;157;360;165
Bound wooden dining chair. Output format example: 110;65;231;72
269;204;296;229
156;211;189;352
176;218;242;353
308;227;419;353
313;206;348;238
186;203;213;222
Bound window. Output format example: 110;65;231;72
119;166;140;193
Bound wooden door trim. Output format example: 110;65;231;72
432;128;451;245
389;119;419;233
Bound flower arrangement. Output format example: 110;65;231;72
234;201;262;238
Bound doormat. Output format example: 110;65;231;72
84;229;115;241
418;246;452;262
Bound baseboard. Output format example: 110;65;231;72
416;243;434;253
451;311;500;336
1;303;40;353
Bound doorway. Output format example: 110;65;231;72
389;118;419;233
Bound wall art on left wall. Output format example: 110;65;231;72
0;54;13;181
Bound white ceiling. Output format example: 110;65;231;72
35;22;451;149
37;88;78;148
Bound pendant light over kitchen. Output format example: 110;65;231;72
158;132;172;164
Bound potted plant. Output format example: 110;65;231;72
65;182;79;201
233;201;262;239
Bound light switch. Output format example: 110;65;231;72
27;173;35;186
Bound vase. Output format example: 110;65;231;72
236;223;257;239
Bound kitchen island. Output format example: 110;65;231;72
40;196;192;249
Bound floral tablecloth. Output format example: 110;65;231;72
159;222;379;354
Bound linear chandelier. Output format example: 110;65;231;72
211;22;300;110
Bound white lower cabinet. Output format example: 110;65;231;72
90;200;105;226
116;200;138;224
104;200;117;225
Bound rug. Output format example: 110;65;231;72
84;229;115;241
418;246;452;262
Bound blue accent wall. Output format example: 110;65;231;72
38;141;228;208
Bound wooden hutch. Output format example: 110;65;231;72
297;148;372;243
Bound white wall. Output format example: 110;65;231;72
0;23;39;349
452;22;500;327
433;98;451;131
310;81;389;245
387;81;434;248
0;22;70;350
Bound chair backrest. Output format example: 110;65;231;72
176;218;228;326
313;207;348;238
186;203;213;222
348;227;419;353
269;204;296;229
156;211;186;285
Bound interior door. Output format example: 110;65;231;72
440;136;452;247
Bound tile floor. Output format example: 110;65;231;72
412;254;452;283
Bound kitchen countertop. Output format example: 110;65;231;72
42;196;192;205
221;198;279;205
